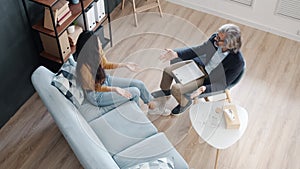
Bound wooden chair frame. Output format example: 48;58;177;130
121;0;163;26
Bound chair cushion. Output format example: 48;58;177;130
51;55;84;108
113;133;189;169
89;101;158;155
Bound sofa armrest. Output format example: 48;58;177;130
31;66;120;169
113;132;189;169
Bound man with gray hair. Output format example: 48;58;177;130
152;23;245;115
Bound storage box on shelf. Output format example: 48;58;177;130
76;0;108;33
94;0;106;22
22;0;112;64
76;3;96;31
39;30;71;60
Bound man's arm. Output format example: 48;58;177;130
160;34;217;63
175;35;217;64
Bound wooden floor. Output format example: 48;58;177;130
1;1;300;169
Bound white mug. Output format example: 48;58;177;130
67;25;75;34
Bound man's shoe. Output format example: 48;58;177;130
171;100;192;115
151;90;171;98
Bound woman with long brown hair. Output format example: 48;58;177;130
75;31;156;110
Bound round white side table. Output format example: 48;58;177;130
189;100;248;169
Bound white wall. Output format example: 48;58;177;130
168;0;300;42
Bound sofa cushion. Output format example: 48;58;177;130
89;101;158;156
113;133;189;169
78;99;130;122
126;157;175;169
51;55;84;108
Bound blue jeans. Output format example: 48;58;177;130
86;75;153;107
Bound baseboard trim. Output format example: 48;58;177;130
167;0;300;42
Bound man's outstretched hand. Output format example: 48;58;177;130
120;62;142;72
159;49;178;62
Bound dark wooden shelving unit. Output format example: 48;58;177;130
22;0;112;64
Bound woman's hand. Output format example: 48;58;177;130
159;49;178;62
113;87;132;99
126;62;141;72
120;62;141;72
190;86;206;99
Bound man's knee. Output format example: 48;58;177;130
163;65;173;75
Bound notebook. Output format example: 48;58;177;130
172;61;205;85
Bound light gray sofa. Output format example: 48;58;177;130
31;66;189;169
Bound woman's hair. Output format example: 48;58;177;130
218;24;242;53
75;31;105;89
73;30;94;61
95;64;106;85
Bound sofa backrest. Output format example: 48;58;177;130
31;66;120;169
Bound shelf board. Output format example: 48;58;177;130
93;15;108;31
32;4;80;37
30;0;93;7
32;0;94;37
30;0;58;7
82;0;94;8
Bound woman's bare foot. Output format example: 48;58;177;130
148;101;156;110
147;100;171;116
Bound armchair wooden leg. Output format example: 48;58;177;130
225;89;232;103
121;0;125;9
132;0;138;26
157;0;163;17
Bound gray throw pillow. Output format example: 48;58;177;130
126;157;175;169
